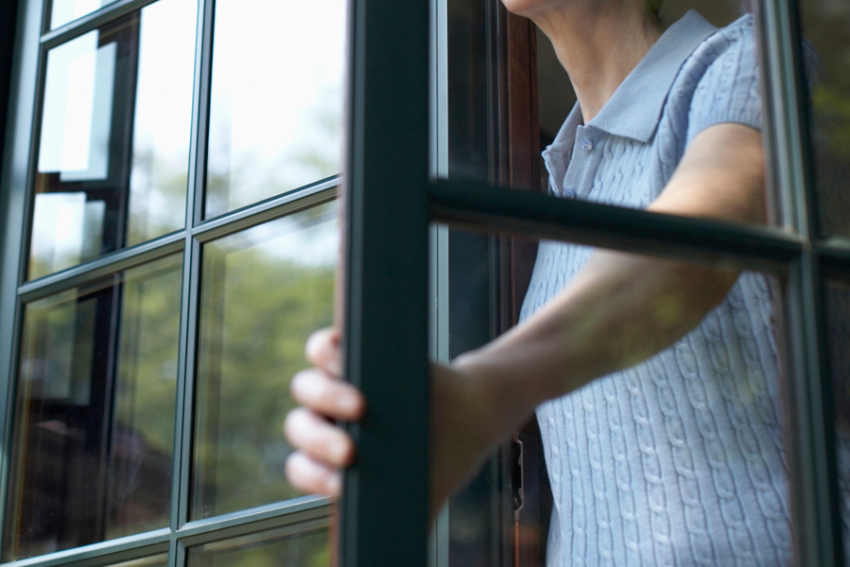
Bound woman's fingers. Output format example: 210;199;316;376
286;328;363;498
290;369;366;421
284;407;356;468
305;328;342;377
285;451;342;497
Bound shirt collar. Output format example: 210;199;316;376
547;9;717;152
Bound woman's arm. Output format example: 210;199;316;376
285;122;767;515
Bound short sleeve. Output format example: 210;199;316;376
686;16;762;146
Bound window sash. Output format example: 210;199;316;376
341;0;843;566
0;0;841;565
0;0;340;562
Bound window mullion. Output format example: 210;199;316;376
170;0;214;555
784;254;842;567
0;0;48;556
761;0;843;565
340;0;431;563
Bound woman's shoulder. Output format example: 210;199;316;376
672;12;762;145
687;13;757;75
665;12;760;112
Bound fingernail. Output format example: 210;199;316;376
329;440;348;462
326;473;341;495
336;393;358;413
327;358;342;377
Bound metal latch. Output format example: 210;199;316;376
511;437;524;516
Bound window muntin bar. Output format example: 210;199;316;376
184;519;329;567
176;497;328;545
17;183;337;304
0;498;329;567
0;532;169;567
48;0;121;31
430;179;803;270
41;0;162;50
192;180;336;244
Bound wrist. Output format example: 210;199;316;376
449;349;539;444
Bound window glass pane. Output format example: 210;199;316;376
798;3;850;238
30;0;197;280
204;0;344;218
49;0;118;30
822;278;850;559
439;227;791;566
187;522;329;567
446;0;491;184
192;202;336;519
4;255;183;560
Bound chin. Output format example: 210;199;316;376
500;0;550;17
500;0;570;18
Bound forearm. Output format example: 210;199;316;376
449;124;764;450
450;249;739;448
426;124;764;508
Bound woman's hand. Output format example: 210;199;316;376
284;328;366;497
284;328;528;518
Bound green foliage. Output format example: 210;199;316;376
813;84;850;162
201;529;329;567
194;220;336;518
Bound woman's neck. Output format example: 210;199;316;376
528;1;663;122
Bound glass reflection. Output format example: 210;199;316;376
31;0;196;280
49;0;118;30
192;203;337;519
204;0;344;218
187;524;329;567
798;3;850;237
4;255;183;560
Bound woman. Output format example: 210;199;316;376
284;0;790;564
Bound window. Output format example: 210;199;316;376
0;0;844;566
341;0;846;566
0;0;343;564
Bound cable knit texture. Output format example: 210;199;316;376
522;11;794;566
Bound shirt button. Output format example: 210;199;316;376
563;188;576;198
579;138;594;151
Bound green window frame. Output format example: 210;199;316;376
0;0;341;565
341;0;842;566
0;0;842;566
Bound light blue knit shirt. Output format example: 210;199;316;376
521;11;792;567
